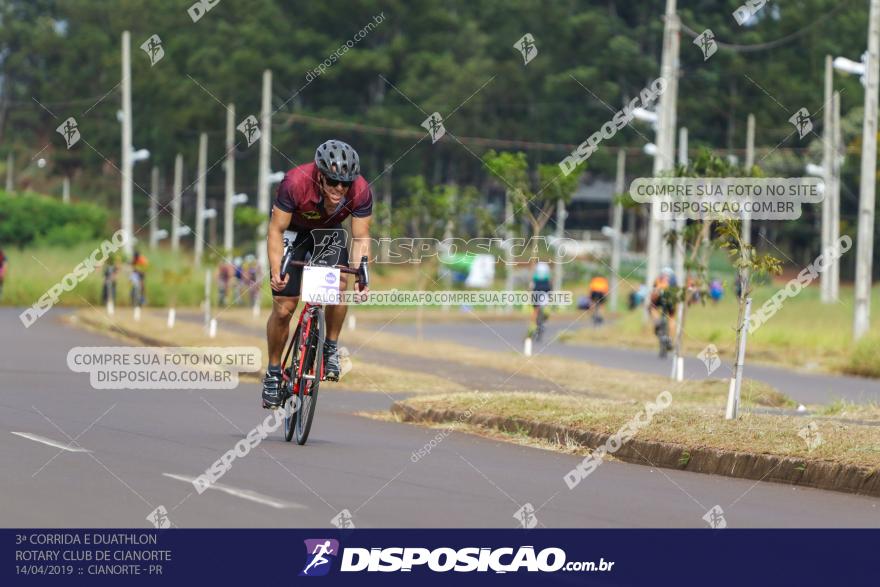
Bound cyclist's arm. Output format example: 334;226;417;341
350;215;371;266
268;206;292;282
351;214;371;292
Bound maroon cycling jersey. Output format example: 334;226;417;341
273;162;372;230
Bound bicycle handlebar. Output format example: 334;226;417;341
280;240;369;291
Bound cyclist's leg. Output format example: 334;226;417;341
310;227;350;341
268;296;299;365
324;276;349;341
267;230;311;366
311;227;350;380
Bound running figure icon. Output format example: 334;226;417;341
300;539;340;577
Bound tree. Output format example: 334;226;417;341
482;150;583;260
395;175;480;336
664;150;782;416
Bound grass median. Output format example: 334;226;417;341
562;283;880;378
392;392;880;494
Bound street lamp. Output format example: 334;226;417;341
132;148;150;162
643;142;658;157
268;171;286;184
834;53;868;85
154;229;169;241
805;163;825;177
632;107;659;123
232;193;248;206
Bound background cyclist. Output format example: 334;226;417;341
588;273;609;324
530;261;552;329
649;266;677;350
262;140;372;409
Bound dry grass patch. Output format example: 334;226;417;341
400;392;880;469
341;329;790;408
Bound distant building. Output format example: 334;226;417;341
557;178;614;231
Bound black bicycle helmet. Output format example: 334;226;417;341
315;139;360;182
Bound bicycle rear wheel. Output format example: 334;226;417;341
295;308;325;445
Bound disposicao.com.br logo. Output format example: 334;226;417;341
300;541;614;575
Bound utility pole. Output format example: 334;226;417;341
553;199;567;293
120;31;134;257
504;190;515;312
224;104;235;253
822;55;834;303
5;152;13;192
744;113;755;248
194;133;207;266
854;0;880;340
171;154;183;252
610;149;626;313
149;166;159;249
673;127;687;281
646;0;679;291
62;176;70;204
380;160;392;263
257;70;272;275
830;90;842;302
208;198;218;247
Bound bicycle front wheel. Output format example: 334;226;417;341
295;308;325;445
281;323;302;442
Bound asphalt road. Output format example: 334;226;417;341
0;308;878;528
382;313;880;406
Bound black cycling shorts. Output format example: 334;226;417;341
273;227;349;298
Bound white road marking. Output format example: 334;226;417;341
11;431;91;453
162;473;305;510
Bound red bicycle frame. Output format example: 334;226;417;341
281;303;319;395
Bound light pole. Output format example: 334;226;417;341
194;133;207;265
224;104;236;253
120;31;133;256
226;193;248;252
609;149;626;313
149;166;160;249
852;0;879;340
257;70;273;274
171;154;184;252
646;0;680;293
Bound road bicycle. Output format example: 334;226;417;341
655;314;672;359
277;243;369;445
532;306;547;343
530;289;549;343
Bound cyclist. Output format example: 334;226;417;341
709;277;723;304
530;261;552;335
217;260;234;306
102;254;119;305
649;266;677;351
130;250;149;306
588;274;609;324
263;140;372;409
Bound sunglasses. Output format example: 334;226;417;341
322;174;352;188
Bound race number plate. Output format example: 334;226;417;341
301;265;342;305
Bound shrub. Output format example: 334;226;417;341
0;190;107;247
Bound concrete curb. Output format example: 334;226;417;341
391;402;880;498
